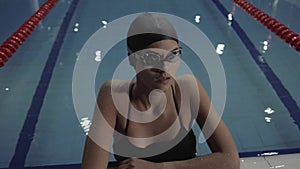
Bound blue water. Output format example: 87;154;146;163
0;0;300;168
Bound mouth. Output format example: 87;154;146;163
149;68;173;84
155;74;172;84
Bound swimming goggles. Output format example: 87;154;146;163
133;47;182;66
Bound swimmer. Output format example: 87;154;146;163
81;12;240;169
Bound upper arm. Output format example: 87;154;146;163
191;77;238;155
82;81;118;169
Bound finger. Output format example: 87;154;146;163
119;158;132;165
117;163;129;169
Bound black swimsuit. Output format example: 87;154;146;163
113;84;197;162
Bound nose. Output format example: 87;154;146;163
150;63;169;73
152;61;170;72
161;61;170;72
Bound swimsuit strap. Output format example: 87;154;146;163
171;84;180;115
124;83;135;135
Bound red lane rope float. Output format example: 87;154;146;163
232;0;300;52
0;0;59;67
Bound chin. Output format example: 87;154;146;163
154;82;172;91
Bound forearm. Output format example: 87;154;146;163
162;152;240;169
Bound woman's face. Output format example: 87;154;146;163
134;39;181;91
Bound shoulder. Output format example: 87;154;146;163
174;75;200;93
98;80;132;96
97;80;132;114
175;74;198;83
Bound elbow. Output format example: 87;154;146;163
232;157;240;169
215;150;240;169
227;153;240;169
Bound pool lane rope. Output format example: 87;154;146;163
9;0;80;167
232;0;300;52
0;0;59;67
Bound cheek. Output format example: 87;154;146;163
174;61;180;69
168;61;180;76
137;71;157;86
137;69;154;79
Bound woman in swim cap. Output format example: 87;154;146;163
82;12;239;169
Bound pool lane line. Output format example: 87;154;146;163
1;161;119;169
8;0;80;168
239;147;300;157
211;1;300;129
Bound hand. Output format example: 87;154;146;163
118;158;163;169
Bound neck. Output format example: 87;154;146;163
131;79;173;110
